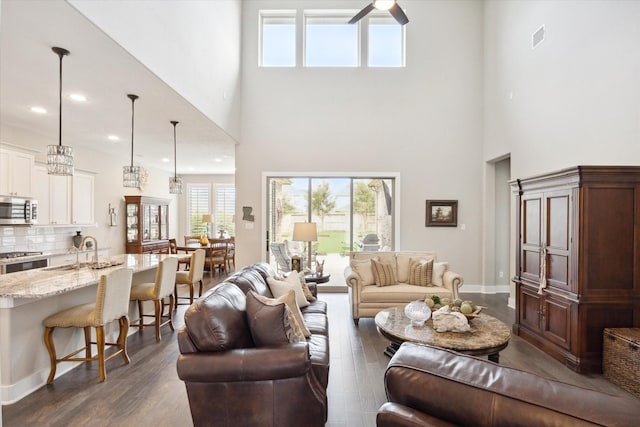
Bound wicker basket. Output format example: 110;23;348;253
603;328;640;398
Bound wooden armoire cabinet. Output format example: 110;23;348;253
124;195;170;254
513;166;640;373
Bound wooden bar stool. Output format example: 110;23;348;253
174;249;205;307
130;257;178;342
43;268;134;383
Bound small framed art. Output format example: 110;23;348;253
426;200;458;227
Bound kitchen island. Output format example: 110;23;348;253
0;253;184;404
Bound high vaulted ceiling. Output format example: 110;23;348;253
0;0;236;175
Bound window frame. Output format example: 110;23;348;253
367;14;406;68
258;9;407;69
303;10;361;68
259;9;297;67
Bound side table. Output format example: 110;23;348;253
304;273;331;284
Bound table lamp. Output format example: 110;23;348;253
293;222;317;270
202;214;213;238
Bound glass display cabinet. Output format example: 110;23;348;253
124;195;170;254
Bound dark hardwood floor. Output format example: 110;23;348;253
3;277;637;426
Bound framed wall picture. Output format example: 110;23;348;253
426;200;458;227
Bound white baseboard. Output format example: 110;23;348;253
455;284;511;294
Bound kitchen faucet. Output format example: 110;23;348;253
80;235;99;267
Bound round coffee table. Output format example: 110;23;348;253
374;307;511;362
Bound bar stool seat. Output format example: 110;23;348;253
43;268;134;384
130;257;178;342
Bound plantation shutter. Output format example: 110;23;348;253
215;184;236;236
188;184;210;235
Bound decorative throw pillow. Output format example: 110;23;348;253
432;262;449;287
408;258;433;286
396;253;435;282
245;291;306;346
371;258;397;287
277;289;311;337
267;276;310;308
351;258;377;286
286;270;316;302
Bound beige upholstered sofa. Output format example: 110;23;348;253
344;251;463;325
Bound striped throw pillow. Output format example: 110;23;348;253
408;258;433;286
371;259;397;287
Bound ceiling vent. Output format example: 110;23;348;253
532;25;545;49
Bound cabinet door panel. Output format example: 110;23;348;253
522;250;540;281
546;195;569;250
547;254;568;290
72;172;94;225
542;296;572;350
545;191;571;291
33;165;50;224
523;197;541;246
50;175;71;225
519;287;542;333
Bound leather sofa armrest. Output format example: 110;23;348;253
442;270;463;299
377;402;457;427
177;343;310;383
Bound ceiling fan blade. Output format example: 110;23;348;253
348;3;375;24
389;3;409;25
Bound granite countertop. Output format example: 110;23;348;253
0;253;184;299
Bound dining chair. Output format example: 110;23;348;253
130;257;178;342
184;235;201;246
43;268;134;383
175;249;206;306
169;237;189;270
225;236;235;272
207;239;228;277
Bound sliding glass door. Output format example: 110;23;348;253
267;175;396;284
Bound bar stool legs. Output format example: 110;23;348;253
43;316;130;384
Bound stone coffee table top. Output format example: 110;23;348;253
375;306;511;360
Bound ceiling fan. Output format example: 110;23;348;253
349;0;409;26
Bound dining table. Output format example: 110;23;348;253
176;238;234;277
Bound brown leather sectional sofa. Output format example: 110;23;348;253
377;342;640;427
176;263;329;427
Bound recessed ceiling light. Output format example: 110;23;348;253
69;93;87;102
188;167;195;171
214;158;222;162
31;106;47;114
161;158;170;163
107;135;119;141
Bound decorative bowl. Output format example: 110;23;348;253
463;306;483;319
404;300;432;327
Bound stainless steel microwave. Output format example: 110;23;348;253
0;196;38;225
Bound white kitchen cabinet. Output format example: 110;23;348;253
72;171;94;225
33;164;71;225
0;148;34;197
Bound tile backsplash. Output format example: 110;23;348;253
0;226;85;253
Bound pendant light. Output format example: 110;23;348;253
168;120;183;194
47;47;74;176
123;94;141;188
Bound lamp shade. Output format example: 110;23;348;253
202;214;214;223
293;222;318;242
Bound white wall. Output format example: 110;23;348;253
69;0;243;139
237;0;486;285
484;0;640;178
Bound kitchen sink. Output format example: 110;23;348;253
44;261;124;271
43;263;84;271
